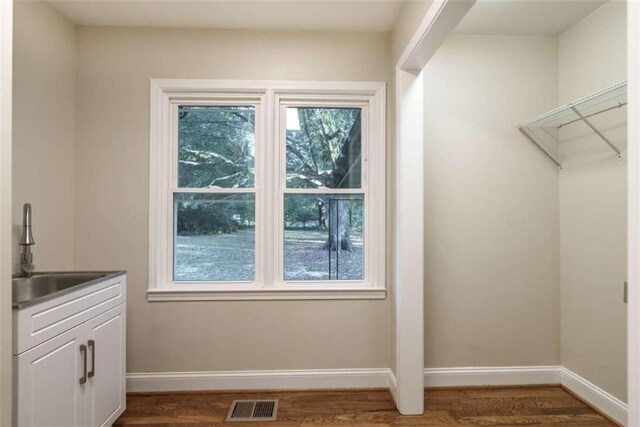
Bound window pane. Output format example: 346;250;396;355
174;193;255;281
286;107;362;189
284;194;363;281
178;105;255;188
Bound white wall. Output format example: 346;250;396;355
391;0;433;65
422;34;561;368
74;26;393;373
12;1;77;274
559;1;627;402
10;2;77;421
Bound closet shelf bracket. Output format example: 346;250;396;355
518;127;561;167
517;80;627;168
569;105;622;159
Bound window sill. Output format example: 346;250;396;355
146;286;386;301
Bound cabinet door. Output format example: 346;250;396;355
84;303;126;427
15;324;85;427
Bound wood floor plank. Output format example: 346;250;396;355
114;386;618;426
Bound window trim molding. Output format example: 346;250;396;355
148;79;386;301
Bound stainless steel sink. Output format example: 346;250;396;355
12;271;125;309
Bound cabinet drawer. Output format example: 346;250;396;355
13;275;126;355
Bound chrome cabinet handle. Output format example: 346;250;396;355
88;340;95;378
79;344;87;384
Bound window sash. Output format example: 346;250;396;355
170;100;263;191
280;193;367;284
277;192;369;285
278;101;369;193
169;189;260;285
168;98;264;286
276;99;372;285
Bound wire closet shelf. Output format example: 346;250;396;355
518;80;627;168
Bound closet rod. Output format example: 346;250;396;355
559;101;627;128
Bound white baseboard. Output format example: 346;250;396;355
127;365;627;425
127;368;391;393
388;370;398;404
559;367;627;426
424;366;561;387
422;365;627;425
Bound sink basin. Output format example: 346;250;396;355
12;271;124;309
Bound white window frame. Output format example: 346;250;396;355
148;79;386;301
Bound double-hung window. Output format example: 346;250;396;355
149;80;385;301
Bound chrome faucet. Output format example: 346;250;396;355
19;203;36;277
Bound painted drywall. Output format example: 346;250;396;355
422;34;561;367
74;27;392;372
559;1;627;402
391;0;433;65
388;0;433;381
0;1;12;424
12;1;77;274
626;1;640;422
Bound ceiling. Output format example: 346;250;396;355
454;0;608;36
48;0;404;33
47;0;612;36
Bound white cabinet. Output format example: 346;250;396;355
13;273;126;427
15;324;86;427
84;304;126;427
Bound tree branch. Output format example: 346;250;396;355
286;137;318;176
181;148;242;168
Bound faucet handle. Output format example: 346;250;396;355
19;229;35;246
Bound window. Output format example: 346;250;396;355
175;105;258;283
149;80;385;301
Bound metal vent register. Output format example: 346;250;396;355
226;399;279;422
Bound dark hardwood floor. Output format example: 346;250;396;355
114;386;618;426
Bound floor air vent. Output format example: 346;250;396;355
226;399;279;422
